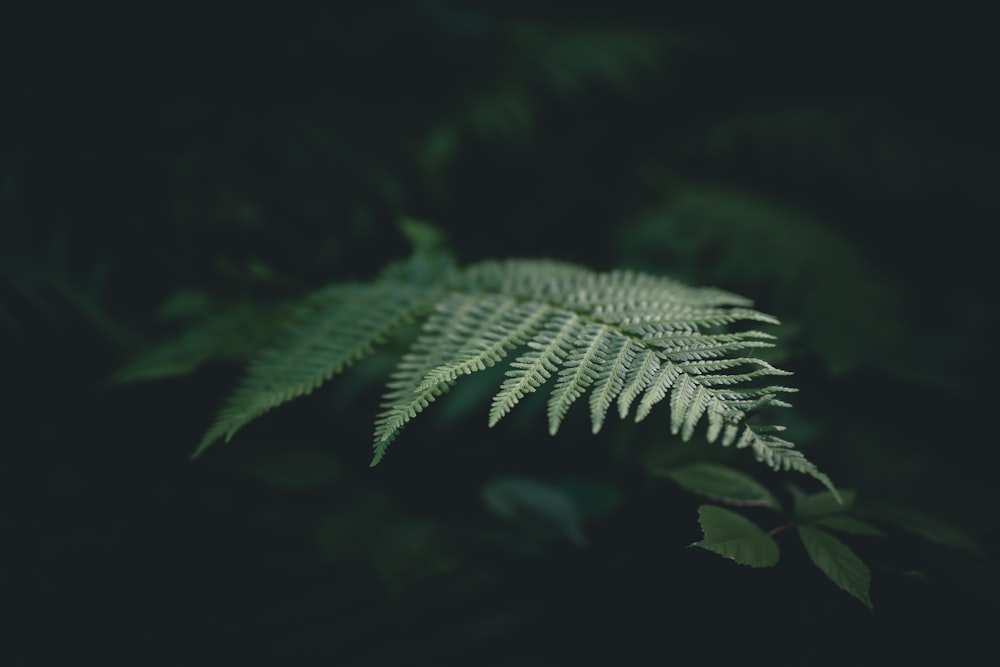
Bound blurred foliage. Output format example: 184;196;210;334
616;184;985;387
1;158;132;343
5;3;998;664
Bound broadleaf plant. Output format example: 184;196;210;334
191;226;835;495
662;461;875;608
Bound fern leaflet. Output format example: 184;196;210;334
488;310;582;427
588;337;636;433
547;322;615;435
371;291;484;462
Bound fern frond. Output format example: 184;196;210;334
194;282;438;458
198;255;835;494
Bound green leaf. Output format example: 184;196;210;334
815;516;885;537
398;217;449;254
109;300;286;385
793;488;855;518
482;476;587;547
797;525;873;609
222;448;345;492
860;503;985;555
692;505;779;567
654;463;782;510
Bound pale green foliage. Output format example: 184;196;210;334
197;255;833;492
489;310;578;427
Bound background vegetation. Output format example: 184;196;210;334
5;3;998;664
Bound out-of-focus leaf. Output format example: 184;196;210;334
689;105;998;200
109;300;287;384
222;448;345;492
373;519;462;594
482;476;587;547
514;24;667;96
617;187;909;377
692;505;779;567
861;503;985;555
654;462;782;509
793;488;855;518
398;217;449;254
814;516;885;537
558;477;623;520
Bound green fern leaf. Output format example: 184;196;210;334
197;256;835;494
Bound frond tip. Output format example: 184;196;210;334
196;256;834;492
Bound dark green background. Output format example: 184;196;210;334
4;4;997;664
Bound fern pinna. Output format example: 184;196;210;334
196;256;834;493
